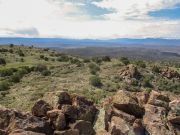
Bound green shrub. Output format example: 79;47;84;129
9;44;14;47
0;81;10;91
142;77;153;88
0;58;6;65
10;74;21;83
20;58;24;62
102;56;111;62
89;75;102;87
57;55;69;62
44;57;49;61
92;57;102;64
17;49;25;57
152;65;160;73
135;60;146;68
89;63;100;74
120;57;130;65
40;55;44;59
9;49;13;53
41;70;51;76
83;58;91;63
34;64;47;72
0;68;16;77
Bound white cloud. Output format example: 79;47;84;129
0;0;179;39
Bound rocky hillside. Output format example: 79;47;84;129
0;45;180;134
0;90;179;135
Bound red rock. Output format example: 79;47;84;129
70;120;95;135
31;99;53;117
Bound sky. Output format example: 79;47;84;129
0;0;180;39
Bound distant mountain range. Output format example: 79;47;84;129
0;37;180;48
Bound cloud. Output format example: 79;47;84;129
0;27;39;37
0;0;179;39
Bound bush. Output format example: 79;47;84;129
89;63;100;74
9;44;14;47
57;55;70;62
41;70;51;76
102;56;111;62
0;81;10;91
120;57;130;65
44;57;49;61
135;60;146;68
142;77;153;88
92;57;102;64
9;49;13;53
83;58;91;63
0;68;15;77
40;55;44;59
152;65;160;73
0;58;6;65
89;75;102;87
17;49;25;57
34;64;47;72
20;58;24;62
10;74;21;83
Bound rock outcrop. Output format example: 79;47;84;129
161;67;180;80
0;91;98;135
103;90;180;135
0;90;179;135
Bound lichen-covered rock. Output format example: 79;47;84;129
0;107;15;130
72;95;93;107
54;129;79;135
147;90;170;108
9;129;45;135
47;109;66;131
7;113;53;135
70;120;95;135
61;105;78;122
143;104;173;135
133;119;147;135
168;100;180;125
109;116;130;135
43;91;71;109
31;99;53;117
136;91;150;106
112;90;145;118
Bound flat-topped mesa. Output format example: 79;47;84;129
0;91;98;135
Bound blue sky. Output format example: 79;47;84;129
0;0;180;39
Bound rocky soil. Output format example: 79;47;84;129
0;90;180;135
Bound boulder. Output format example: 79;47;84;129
31;100;53;117
7;113;53;135
109;116;129;135
47;109;66;131
132;119;146;135
72;95;93;107
168;100;180;125
70;120;95;135
112;106;136;124
96;130;111;135
136;91;149;106
112;90;145;118
0;107;15;130
61;105;78;122
43;91;71;109
148;90;170;108
54;129;79;135
9;129;45;135
0;129;6;135
143;104;173;135
77;105;98;124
